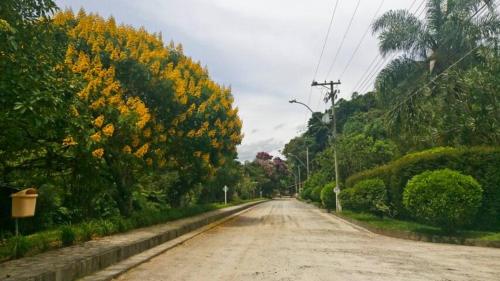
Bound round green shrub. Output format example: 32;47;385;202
403;169;483;232
340;178;389;216
320;182;336;210
346;146;500;228
310;185;324;203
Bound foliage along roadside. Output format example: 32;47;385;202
1;1;243;234
338;211;500;248
345;146;500;229
297;198;500;248
0;199;263;262
403;169;483;232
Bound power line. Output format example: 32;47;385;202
388;0;498;114
350;0;421;93
339;0;386;80
305;0;340;121
358;53;394;94
388;44;482;117
362;0;496;94
311;0;340;82
324;0;362;80
351;54;381;94
355;0;427;93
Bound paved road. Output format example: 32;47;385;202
117;199;500;281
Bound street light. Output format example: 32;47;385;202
289;87;342;212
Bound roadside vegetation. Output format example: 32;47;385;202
290;0;499;241
0;199;260;261
0;1;291;261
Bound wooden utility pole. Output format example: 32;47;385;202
311;80;342;212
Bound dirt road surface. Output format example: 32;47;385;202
116;199;500;281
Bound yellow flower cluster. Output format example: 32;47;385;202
90;132;101;142
122;145;132;154
62;136;78;146
93;115;104;128
90;97;105;109
54;10;245;174
92;148;104;158
134;143;149;158
102;123;114;137
127;97;151;129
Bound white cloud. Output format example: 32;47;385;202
56;0;416;160
237;138;285;162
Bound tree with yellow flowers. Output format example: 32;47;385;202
52;8;243;211
1;2;243;231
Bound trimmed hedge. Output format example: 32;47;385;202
320;182;336;210
403;169;483;232
310;185;324;203
340;178;389;216
346;147;500;228
300;187;313;201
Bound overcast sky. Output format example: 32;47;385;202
55;0;417;161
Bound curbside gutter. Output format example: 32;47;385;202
0;200;267;281
298;198;500;249
332;213;500;248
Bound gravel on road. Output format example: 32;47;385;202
116;199;500;281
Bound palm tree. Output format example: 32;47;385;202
371;0;499;146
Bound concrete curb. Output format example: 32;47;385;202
298;198;500;249
79;203;262;281
333;213;500;248
0;200;268;281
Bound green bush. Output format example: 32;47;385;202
33;232;52;251
403;169;483;232
0;201;248;262
340;178;389;216
78;222;94;242
310;185;324;203
300;187;313;200
7;235;31;258
320;182;336;210
60;226;76;246
346;146;500;228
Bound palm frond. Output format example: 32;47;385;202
372;10;427;57
375;56;426;106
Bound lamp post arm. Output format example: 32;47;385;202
289;99;330;129
288;153;306;168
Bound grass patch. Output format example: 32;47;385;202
340;210;500;242
0;198;264;262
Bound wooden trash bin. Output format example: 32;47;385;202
11;188;38;218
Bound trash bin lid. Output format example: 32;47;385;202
11;187;38;197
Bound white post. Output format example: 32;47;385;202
223;185;228;205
